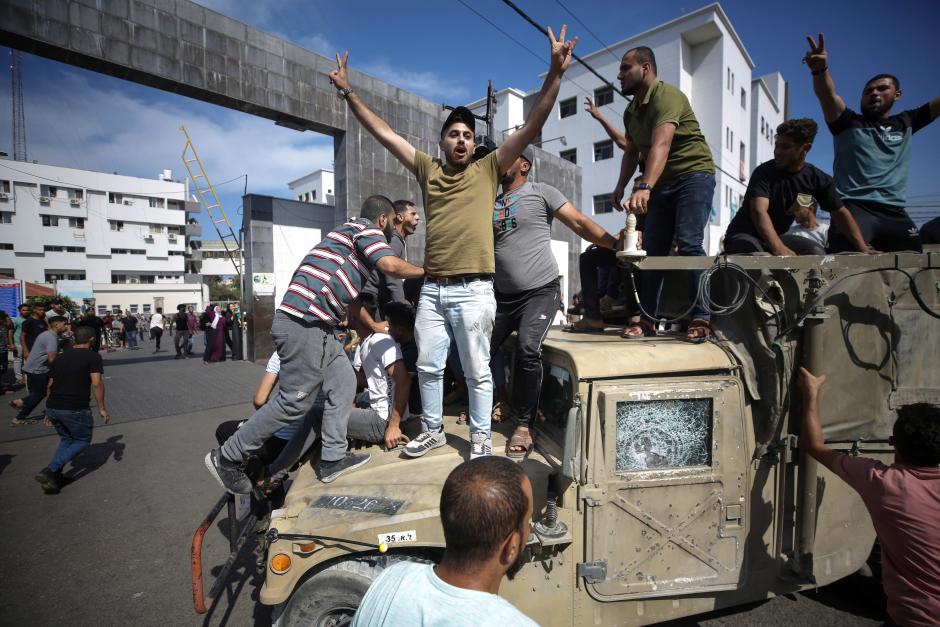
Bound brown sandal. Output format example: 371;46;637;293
687;319;712;340
620;320;655;339
506;427;534;460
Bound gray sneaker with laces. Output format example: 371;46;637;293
404;428;447;458
470;431;493;460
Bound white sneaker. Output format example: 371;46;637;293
404;428;446;458
470;432;493;460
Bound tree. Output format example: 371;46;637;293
27;294;79;315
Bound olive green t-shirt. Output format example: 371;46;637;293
414;149;501;276
623;80;714;188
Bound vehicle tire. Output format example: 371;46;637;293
272;554;431;627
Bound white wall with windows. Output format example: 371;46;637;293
468;4;786;254
0;160;192;283
92;282;209;315
287;169;335;206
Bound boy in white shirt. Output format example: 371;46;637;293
349;303;415;450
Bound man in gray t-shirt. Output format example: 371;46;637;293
489;147;620;458
12;316;68;424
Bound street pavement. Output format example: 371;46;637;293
0;346;888;626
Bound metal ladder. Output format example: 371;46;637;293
179;125;242;279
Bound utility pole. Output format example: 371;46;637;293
11;50;28;162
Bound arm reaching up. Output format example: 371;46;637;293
496;25;578;173
329;52;418;174
585;97;628;150
804;33;846;124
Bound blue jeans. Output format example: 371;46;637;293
126;330;138;348
416;278;496;435
640;171;715;322
46;407;94;472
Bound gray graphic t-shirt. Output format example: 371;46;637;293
493;181;568;293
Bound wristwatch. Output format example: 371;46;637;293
338;87;354;100
633;182;653;192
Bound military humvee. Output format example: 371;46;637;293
193;251;939;625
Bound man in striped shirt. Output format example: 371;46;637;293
206;196;425;492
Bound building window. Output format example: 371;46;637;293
740;87;746;109
593;193;615;214
112;305;121;314
594;86;614;106
150;224;164;234
69;217;84;229
0;243;13;250
97;305;107;316
297;195;302;201
112;274;127;283
559;97;577;119
148;197;164;208
0;180;10;193
130;304;138;313
140;275;155;284
67;246;85;253
312;190;317;200
726;67;731;91
108;192;123;204
327;189;332;194
0;212;11;224
559;148;577;164
41;215;60;227
593;140;614;162
143;304;151;313
45;271;86;281
110;221;124;231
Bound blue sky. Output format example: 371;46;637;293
1;0;939;236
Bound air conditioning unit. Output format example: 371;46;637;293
39;196;51;203
123;200;134;206
168;235;178;242
70;199;81;207
0;192;9;200
144;234;154;242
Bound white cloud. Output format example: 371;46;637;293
20;68;334;199
362;59;471;102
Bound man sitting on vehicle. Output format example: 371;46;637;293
352;456;537;626
798;368;940;627
348;302;416;451
723;118;870;256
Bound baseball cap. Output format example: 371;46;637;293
441;106;475;138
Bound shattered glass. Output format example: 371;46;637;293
615;398;713;472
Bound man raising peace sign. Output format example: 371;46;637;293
804;33;940;253
329;26;578;460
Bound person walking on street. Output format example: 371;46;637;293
34;325;110;494
11;316;68;425
11;303;31;384
327;24;578;461
150;308;164;353
173;304;189;359
20;303;48;357
121;310;139;350
186;306;199;356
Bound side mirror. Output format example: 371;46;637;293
561;396;582;483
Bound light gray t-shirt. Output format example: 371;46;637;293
352;562;538;627
493;181;568;293
23;330;59;375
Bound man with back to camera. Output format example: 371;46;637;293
206;196;424;493
723;118;871;256
803;33;939;253
613;46;716;340
798;368;940;626
327;25;578;460
486;145;620;459
352;456;537;626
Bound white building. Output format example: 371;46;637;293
751;73;787;173
194;239;244;277
288;169;334;206
469;3;786;254
0;159;206;310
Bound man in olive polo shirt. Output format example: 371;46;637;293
613;46;716;339
328;26;578;459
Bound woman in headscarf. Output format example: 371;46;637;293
202;305;219;363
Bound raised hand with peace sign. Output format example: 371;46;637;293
546;24;578;76
803;33;828;74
